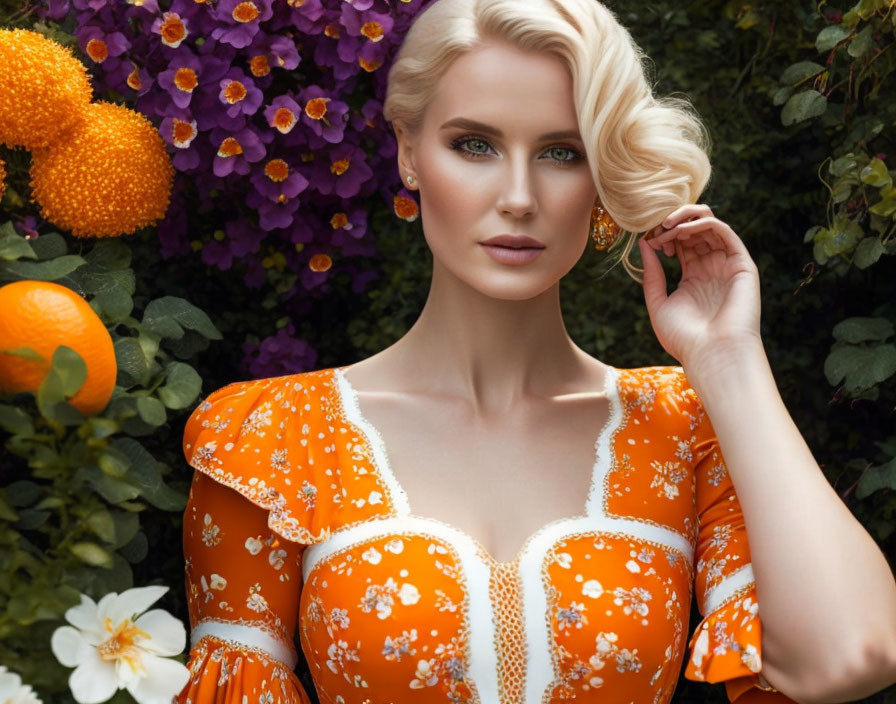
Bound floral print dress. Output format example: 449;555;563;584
176;365;796;704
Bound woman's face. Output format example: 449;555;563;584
395;39;599;301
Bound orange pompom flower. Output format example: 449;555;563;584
0;29;93;148
29;101;174;238
0;158;6;203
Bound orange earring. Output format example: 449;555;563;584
590;203;622;250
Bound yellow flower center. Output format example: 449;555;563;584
324;24;340;38
218;137;243;157
249;55;270;77
97;618;150;674
224;80;247;103
232;1;259;22
264;159;289;182
160;15;187;45
174;67;198;92
272;107;295;133
127;66;142;91
86;38;108;63
304;97;329;120
172;119;197;145
309;254;332;272
277;194;287;203
361;21;384;42
330;213;349;229
359;57;383;72
330;159;349;175
393;195;419;221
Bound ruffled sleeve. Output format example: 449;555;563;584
683;387;797;704
175;376;324;704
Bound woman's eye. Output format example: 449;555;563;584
543;146;581;164
450;136;492;157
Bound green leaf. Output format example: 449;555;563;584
0;255;86;282
853;238;885;269
859;158;892;188
86;510;117;544
110;437;187;511
847;24;874;58
856;457;896;499
37;346;89;421
142;297;222;341
832;317;894;343
816;24;851;52
829;154;860;177
824;343;896;391
93;288;134;323
772;86;792;107
780;61;825;85
70;541;115;568
0;404;35;435
119;531;148;564
0;224;37;261
29;232;68;261
0;494;18;521
136;396;167;426
114;337;149;388
1;345;45;363
4;480;41;507
79;466;141;503
97;446;132;478
781;90;827;126
157;362;202;410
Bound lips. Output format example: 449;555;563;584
480;234;545;249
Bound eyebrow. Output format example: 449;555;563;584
438;117;582;142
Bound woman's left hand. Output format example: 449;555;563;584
638;203;762;371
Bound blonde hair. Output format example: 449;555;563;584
383;0;712;281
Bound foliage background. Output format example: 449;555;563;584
0;0;894;702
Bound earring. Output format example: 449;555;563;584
406;174;416;187
590;203;622;250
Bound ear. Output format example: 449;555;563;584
393;121;419;189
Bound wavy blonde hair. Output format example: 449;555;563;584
383;0;712;281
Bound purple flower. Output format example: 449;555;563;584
151;11;190;48
211;0;274;49
264;95;301;135
218;68;264;118
76;24;130;65
297;85;348;146
211;126;267;177
249;159;309;202
310;142;374;198
225;218;266;257
242;321;318;378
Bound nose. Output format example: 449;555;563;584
495;154;538;220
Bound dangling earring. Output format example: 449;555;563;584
590;203;622;250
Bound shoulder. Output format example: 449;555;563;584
182;368;332;461
613;364;702;413
181;365;346;544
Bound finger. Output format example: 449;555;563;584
639;236;667;313
658;203;715;229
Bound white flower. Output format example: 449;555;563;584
0;666;42;704
50;585;189;704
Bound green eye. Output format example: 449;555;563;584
546;147;576;162
466;138;489;153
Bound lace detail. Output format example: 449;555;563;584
191;618;297;669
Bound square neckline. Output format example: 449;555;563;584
330;364;623;567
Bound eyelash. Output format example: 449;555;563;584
448;134;584;166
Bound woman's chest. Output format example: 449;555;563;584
293;366;704;704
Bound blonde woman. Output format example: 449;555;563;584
177;1;896;703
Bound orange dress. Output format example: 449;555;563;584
176;364;796;704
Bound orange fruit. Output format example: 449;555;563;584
0;280;116;416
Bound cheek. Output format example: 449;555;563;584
416;151;491;227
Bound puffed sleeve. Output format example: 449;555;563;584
175;378;320;704
683;396;797;704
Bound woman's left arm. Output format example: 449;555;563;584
639;204;896;704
